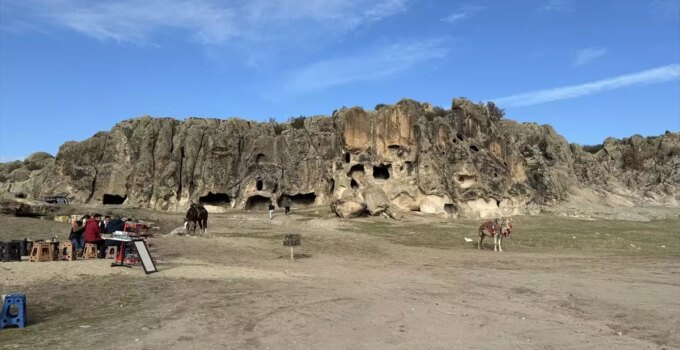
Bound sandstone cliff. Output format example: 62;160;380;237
1;98;678;218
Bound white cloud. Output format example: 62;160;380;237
3;0;409;45
441;4;486;24
283;39;448;94
538;0;574;13
493;64;680;107
573;47;608;67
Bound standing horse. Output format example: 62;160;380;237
478;217;511;251
184;203;209;235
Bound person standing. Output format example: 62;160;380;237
268;202;275;221
83;214;106;258
282;196;292;215
69;215;88;256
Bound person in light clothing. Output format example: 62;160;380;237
268;202;275;220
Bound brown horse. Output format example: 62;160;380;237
478;217;512;251
184;203;208;235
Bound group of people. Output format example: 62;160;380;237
268;197;292;220
68;214;127;258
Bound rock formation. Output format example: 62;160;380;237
1;97;678;218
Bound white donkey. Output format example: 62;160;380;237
477;217;513;251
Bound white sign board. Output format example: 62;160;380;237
133;240;157;274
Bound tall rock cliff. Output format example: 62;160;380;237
1;98;678;218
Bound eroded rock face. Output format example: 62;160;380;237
1;98;678;218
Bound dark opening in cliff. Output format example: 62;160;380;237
199;192;230;205
495;199;501;207
256;153;267;165
444;204;456;214
348;164;365;177
388;145;404;156
344;152;350;163
405;161;414;176
278;193;316;207
470;145;479;152
256;179;263;191
103;194;126;205
372;164;390;180
456;133;464;141
328;178;335;193
245;195;270;210
350;178;359;189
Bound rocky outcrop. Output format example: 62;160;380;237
1;98;678;218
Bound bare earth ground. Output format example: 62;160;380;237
1;206;679;350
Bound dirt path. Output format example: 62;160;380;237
1;211;678;349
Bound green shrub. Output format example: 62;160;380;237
424;107;448;121
289;116;306;129
486;101;505;121
274;123;286;135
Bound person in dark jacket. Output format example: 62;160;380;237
69;215;88;256
104;216;126;252
281;196;292;215
84;214;106;257
99;215;111;232
106;216;125;233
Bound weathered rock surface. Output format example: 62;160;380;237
1;98;678;219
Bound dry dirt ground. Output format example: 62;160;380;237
1;206;679;350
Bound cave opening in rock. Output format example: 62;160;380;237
199;192;230;205
328;178;335;193
278;193;317;207
256;179;263;191
344;152;350;163
495;199;501;207
404;161;414;176
444;204;456;214
470;145;479;152
372;164;391;180
348;164;365;177
350;178;359;189
244;195;271;210
103;194;126;205
456;133;464;141
256;153;267;165
388;145;403;156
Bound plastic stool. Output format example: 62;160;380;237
0;294;27;329
29;242;52;262
82;243;98;259
58;241;76;261
105;246;118;259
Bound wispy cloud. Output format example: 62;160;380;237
538;0;574;13
282;39;448;94
2;0;409;45
441;4;486;24
573;47;608;67
493;64;680;107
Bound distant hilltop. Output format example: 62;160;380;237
1;97;678;218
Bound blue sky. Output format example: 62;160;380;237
1;0;679;160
